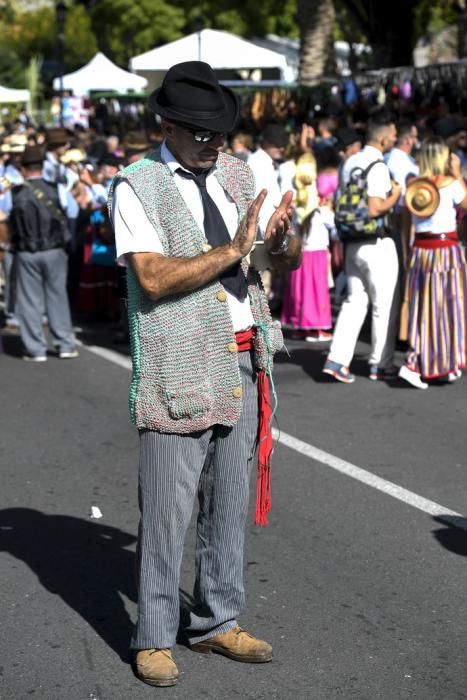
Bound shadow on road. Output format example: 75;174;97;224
432;516;467;558
275;345;370;382
0;330;22;358
0;508;203;660
0;508;137;661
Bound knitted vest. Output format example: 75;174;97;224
109;148;283;433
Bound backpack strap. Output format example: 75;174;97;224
361;159;386;179
23;181;67;223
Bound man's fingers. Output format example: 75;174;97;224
251;189;267;214
280;190;294;209
245;189;267;230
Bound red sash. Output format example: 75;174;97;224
414;231;458;249
235;329;272;526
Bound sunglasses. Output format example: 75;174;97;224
176;122;226;143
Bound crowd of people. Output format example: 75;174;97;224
1;80;466;385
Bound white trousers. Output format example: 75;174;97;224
328;237;399;368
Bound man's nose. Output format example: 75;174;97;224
211;133;226;148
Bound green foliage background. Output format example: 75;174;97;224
0;0;459;89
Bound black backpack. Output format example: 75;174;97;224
335;161;386;241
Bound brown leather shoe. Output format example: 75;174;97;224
190;626;273;663
134;648;179;687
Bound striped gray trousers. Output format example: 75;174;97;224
132;350;258;650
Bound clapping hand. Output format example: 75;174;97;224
264;190;294;254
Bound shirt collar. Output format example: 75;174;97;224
363;145;384;160
161;141;217;178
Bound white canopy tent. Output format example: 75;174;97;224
0;84;30;103
53;52;148;96
130;29;290;92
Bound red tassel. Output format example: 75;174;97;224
255;369;273;526
234;329;274;526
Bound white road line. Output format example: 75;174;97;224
77;341;467;532
76;340;132;370
272;429;467;532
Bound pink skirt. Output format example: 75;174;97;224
281;249;331;330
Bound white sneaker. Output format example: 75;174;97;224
58;349;79;359
398;364;428;390
447;369;462;382
23;354;47;362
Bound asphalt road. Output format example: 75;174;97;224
1;324;466;700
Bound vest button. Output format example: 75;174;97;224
227;342;238;353
202;243;212;252
232;385;243;399
216;290;227;302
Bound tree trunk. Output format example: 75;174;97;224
341;0;414;68
298;0;336;86
459;9;467;59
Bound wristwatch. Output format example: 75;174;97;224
269;234;291;255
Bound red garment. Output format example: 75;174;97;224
235;329;273;526
414;231;458;249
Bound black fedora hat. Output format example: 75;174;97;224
148;61;239;133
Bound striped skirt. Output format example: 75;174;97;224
403;244;467;378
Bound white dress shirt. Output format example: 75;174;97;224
247;147;282;232
342;145;392;199
112;142;255;332
386;147;419;210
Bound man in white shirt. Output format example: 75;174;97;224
247;123;290;301
111;62;300;688
323;113;401;383
386;121;419;212
386;120;419;282
247;123;289;226
42;128;74;189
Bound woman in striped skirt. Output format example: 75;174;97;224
399;137;467;389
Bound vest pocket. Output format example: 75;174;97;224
166;386;213;420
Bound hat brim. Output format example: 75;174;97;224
149;83;239;134
1;145;25;154
405;178;440;218
123;143;150;154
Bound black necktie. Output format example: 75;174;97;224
177;169;248;301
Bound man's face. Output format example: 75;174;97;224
103;164;118;179
405;126;418;153
162;121;226;171
262;142;286;163
456;130;467;152
55;143;69;157
381;124;397;153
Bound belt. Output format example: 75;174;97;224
414;231;458;249
234;328;272;526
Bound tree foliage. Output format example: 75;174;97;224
64;4;98;69
413;0;458;42
335;0;460;67
89;0;186;65
0;0;463;92
0;45;26;88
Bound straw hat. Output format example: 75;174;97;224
60;148;86;164
405;177;440;218
0;134;27;154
